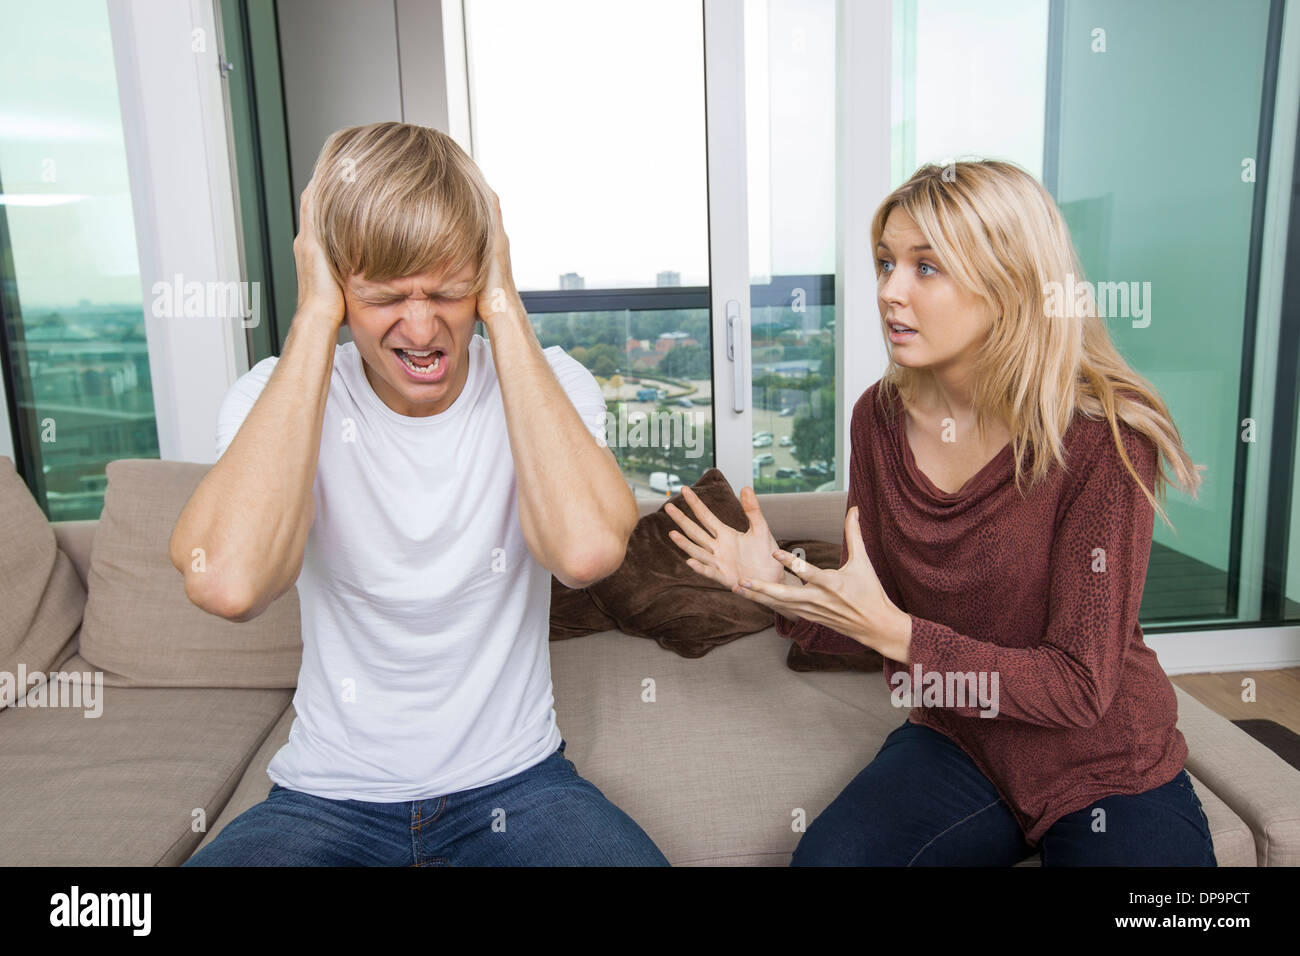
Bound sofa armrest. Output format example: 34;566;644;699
1175;685;1300;866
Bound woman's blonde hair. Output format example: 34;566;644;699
308;121;496;295
872;159;1203;528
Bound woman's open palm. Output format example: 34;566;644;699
666;485;785;592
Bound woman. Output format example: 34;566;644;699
665;159;1215;866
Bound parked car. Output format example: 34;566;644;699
752;435;773;448
754;453;775;467
778;406;795;417
649;471;683;494
778;435;794;447
774;468;799;479
801;462;831;478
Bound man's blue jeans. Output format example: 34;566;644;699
791;719;1218;867
183;740;669;866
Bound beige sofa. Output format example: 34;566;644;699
2;458;1298;866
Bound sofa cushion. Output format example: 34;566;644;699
0;457;86;710
196;628;1262;867
0;679;291;865
582;468;773;658
548;574;619;641
546;629;1259;866
76;459;302;687
1174;685;1300;866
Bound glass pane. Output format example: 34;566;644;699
530;306;714;501
891;0;1049;187
1052;0;1274;623
218;0;298;361
464;0;708;292
893;0;1279;628
745;0;839;492
0;0;157;519
465;0;714;501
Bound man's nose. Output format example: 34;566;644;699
399;298;443;342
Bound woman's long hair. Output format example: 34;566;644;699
872;160;1202;529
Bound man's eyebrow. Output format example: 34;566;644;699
352;282;470;297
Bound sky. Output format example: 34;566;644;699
0;0;1047;305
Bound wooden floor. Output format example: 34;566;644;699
1172;668;1300;737
1142;543;1300;736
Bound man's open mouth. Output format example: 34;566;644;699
394;348;445;375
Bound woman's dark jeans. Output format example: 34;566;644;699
791;718;1217;866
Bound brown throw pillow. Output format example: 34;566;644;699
549;575;618;640
775;538;883;673
0;457;86;709
579;468;774;657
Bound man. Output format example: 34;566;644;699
173;122;667;866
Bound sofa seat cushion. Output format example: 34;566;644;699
0;671;290;866
548;629;1258;866
199;630;1260;867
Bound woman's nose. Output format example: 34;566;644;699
878;269;909;306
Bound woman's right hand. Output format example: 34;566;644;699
666;485;787;592
292;177;346;328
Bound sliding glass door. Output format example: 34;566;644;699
1048;0;1279;625
0;0;158;520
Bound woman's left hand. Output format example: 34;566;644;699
736;506;913;663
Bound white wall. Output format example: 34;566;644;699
107;0;246;464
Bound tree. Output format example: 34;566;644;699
659;343;710;379
792;400;835;467
581;342;621;378
649;413;713;485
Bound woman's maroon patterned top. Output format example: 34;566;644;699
774;379;1188;846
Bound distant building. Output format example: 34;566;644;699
753;359;822;379
630;350;666;369
656;270;681;287
654;331;696;352
559;272;585;290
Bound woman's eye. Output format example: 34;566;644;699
918;262;938;276
877;259;894;273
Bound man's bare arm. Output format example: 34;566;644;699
476;193;636;589
487;309;637;589
168;182;344;620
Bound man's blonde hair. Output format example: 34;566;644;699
308;122;496;294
